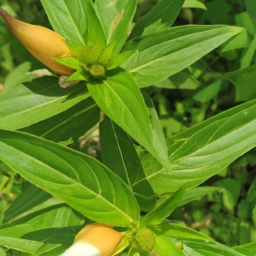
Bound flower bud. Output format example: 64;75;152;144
0;7;75;76
61;223;124;256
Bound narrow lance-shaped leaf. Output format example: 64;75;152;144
129;0;185;39
0;130;140;228
87;68;170;171
123;25;243;88
0;77;90;131
95;0;137;55
41;0;105;48
143;98;256;195
141;187;185;227
100;117;156;212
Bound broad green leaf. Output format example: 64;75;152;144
234;242;256;256
154;235;186;256
87;68;170;171
3;184;51;223
179;186;223;206
20;99;100;145
141;187;184;227
154;71;198;90
0;237;43;253
0;130;139;227
246;0;256;30
183;239;244;256
183;0;207;10
123;25;243;88
41;0;105;48
151;223;213;241
95;0;137;55
100;118;156;211
129;0;185;39
0;77;90;131
144;98;256;194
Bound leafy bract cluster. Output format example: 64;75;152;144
0;0;256;256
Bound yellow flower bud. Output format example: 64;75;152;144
61;223;124;256
0;7;76;76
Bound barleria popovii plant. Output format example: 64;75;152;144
0;0;256;255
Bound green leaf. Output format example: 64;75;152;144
33;244;69;256
22;226;81;244
193;81;222;103
41;0;105;48
107;50;138;70
179;186;223;206
87;68;170;171
145;98;256;194
129;0;185;39
245;0;256;30
183;239;245;256
3;184;51;223
141;187;184;227
142;92;169;169
0;248;5;256
234;242;256;256
0;77;90;131
0;130;139;227
95;0;137;54
151;223;213;241
0;237;43;254
0;200;3;226
20;99;100;145
3;62;35;93
100;118;156;212
214;178;240;211
123;25;243;88
247;177;256;202
153;235;186;256
53;57;80;70
2;204;82;231
154;71;198;90
183;0;207;10
241;35;256;69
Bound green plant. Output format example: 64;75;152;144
0;0;256;255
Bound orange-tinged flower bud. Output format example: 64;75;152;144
61;223;124;256
0;7;75;76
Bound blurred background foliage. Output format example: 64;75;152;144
0;0;256;248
